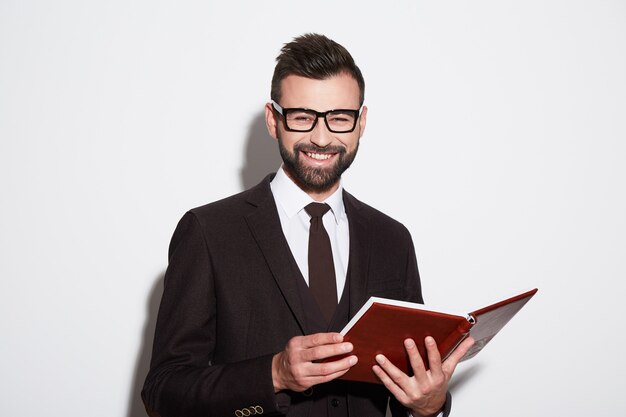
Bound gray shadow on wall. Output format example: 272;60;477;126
239;111;282;190
449;362;482;392
126;272;164;417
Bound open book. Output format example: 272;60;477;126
332;288;538;384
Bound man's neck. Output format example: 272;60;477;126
306;185;340;202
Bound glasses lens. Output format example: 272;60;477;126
326;111;357;133
285;110;317;131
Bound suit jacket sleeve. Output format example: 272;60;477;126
142;212;283;417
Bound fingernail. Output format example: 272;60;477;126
404;339;415;348
426;336;435;346
349;356;357;366
343;343;353;352
375;354;385;364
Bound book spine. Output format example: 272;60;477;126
439;319;473;362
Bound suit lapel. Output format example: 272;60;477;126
244;176;308;335
343;191;372;317
243;178;373;331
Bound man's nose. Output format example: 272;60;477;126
310;116;333;147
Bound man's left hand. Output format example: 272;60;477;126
372;336;475;417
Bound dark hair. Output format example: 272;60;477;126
271;33;365;106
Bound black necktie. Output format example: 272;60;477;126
304;202;338;323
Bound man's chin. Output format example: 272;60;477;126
286;165;341;193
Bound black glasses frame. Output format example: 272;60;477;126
271;101;362;133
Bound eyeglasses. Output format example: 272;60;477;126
271;101;362;133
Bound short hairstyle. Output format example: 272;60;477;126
271;33;365;106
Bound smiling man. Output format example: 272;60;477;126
142;33;473;417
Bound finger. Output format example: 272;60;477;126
299;332;343;349
305;362;357;387
300;341;353;362
308;354;358;377
442;336;475;375
374;353;410;387
423;336;444;381
372;364;408;405
403;338;428;385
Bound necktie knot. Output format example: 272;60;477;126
305;202;331;218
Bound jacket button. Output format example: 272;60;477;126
331;398;340;407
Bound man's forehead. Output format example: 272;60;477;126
279;73;361;109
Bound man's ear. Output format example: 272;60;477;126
265;103;279;140
358;105;368;138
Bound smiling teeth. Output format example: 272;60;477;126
307;152;332;160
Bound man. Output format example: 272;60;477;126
142;33;473;417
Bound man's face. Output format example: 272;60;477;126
265;73;367;195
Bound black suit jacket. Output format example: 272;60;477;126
142;175;429;417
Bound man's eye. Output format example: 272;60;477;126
328;114;354;124
290;113;315;123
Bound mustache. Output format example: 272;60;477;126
293;143;346;155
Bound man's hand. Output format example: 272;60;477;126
372;336;475;417
272;332;358;393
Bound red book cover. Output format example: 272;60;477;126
332;288;538;384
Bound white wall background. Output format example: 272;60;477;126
1;1;625;416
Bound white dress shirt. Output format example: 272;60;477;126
270;165;349;300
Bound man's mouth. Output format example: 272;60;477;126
305;151;334;161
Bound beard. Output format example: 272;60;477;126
278;138;359;193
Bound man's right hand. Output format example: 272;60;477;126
271;332;358;392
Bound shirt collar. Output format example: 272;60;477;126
270;165;345;224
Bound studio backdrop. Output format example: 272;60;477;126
1;1;625;416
